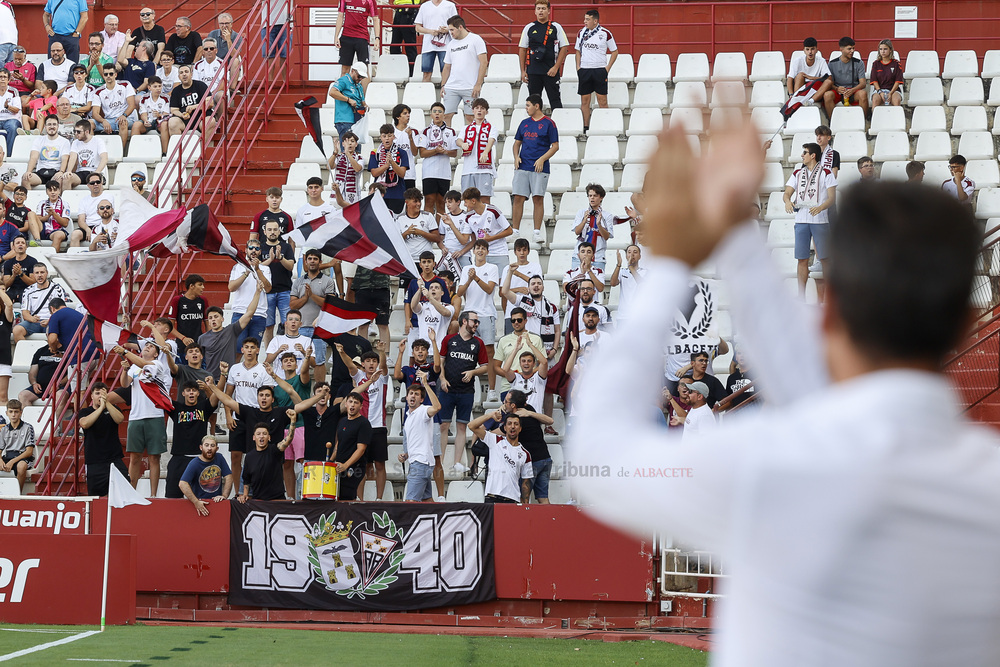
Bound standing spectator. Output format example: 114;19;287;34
164;380;218;499
327;61;367;150
414;0;458;83
786;37;830;100
290;249;339;383
101;15;126;59
168;274;208;349
46;297;97;370
574;9;617;133
133;75;170;155
438;310;488;473
62;64;93;118
340;342;390;502
784;142;836;294
219;341;268;488
456;99;497;202
869;38;903;107
289;383;341;463
499;238;542;334
208;13;241;61
518;0;570;110
943;154;975;205
43;0;88;65
468;410;532;503
392;103;419;191
260;219;294;348
609;245;645;321
494;390;553;501
117;39;155;93
5;46;36;104
264;310;314;374
441;17;487;125
36;43;75;94
493;308;545;394
330;392;370;501
572;183;615;270
815;125;840;177
65;119;107;188
179;436;233;513
334;0;380;78
456;240;499;401
823;36;867;121
389;0;419;78
78;33;111;86
438;189;469;268
681;352;726;408
2;234;38;303
398;370;442;501
155;51;178;96
512;94;559;243
115;341;170;494
250;186;293;242
166;16;203;66
0;1;15;67
223;247;269;351
329;132;364;205
563;242;604;302
130;8;166;65
0;70;20;154
296;167;336;228
91;63;136;146
351;266;391;344
416;101;457;215
368;123;409;214
261;0;291;80
723;348;756;410
205;283;264;386
329;326;372;397
501;272;560;359
398;188;442;264
238;421;296;502
79;383;127;497
410;281;454;349
168;63;215;139
461;187;511;277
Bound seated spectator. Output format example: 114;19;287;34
869;38;903;107
129;8;167;65
572;183;615;271
786;37;829;100
207;13;242;62
62;65;94;119
4;46;35;105
944;154;974;205
16;262;69;342
0;399;35;493
35;42;75;95
101;14;127;59
129;168;149;200
2;234;39;302
52;97;81;140
179;435;233;514
21;115;70;193
155;50;179;96
91;63;137;146
784;142;836;294
20;81;58;134
18;338;64;407
858;156;876;182
87;198;118;250
563;241;604;302
193;38;223;95
79;33;114;87
906;160;925;183
823;36;868;120
166;16;203;66
1;189;34;251
117;39;156;93
0;70;22;154
167;63;214;140
65;119;108;188
79;382;127;497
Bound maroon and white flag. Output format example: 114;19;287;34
149;204;248;266
47;248;127;322
780;76;829;120
87;316;138;353
314;296;377;339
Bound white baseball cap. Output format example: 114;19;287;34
351;61;369;78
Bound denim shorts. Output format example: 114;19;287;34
437;389;474;423
18;320;44;336
531;457;552;499
405;460;435;501
793;222;831;261
265;291;291;327
421;50;446;74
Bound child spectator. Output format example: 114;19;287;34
328;132;363;206
368;123;409;214
168;273;208;350
416;102;458;216
34;180;70;252
21;80;58;133
250;186;293;243
456;98;497;204
391;103;419;191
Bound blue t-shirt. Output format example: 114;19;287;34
180;455;232;498
368;147;409;200
514;115;559;174
47;307;98;360
333;73;364;124
0;222;20;256
405;276;451;326
122;59;156;90
44;0;88;35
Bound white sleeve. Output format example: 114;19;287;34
517;24;532;48
787;52;802;78
520;456;534;479
474;34;487;57
817;59;831;77
554;23;569;47
606;33;618;52
574;29;583;52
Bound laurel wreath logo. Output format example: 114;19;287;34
307;511;407;599
671;281;714;340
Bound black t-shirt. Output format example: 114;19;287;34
263;241;294;292
301;404;343;461
683;372;727;409
172;294;207;341
5;205;29;229
79;406;122;464
165;31;203;65
335;415;371;465
2;254;38;302
251;209;294;235
238;402;291;451
31;345;63;392
242;443;285;501
330;333;372;385
726;368;756;408
130;24;167;52
169;80;209;112
168;397;213;456
524;20;559;74
441;333;487;394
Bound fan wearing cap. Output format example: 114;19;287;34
669;380;716;441
327;61;367;152
129;168;149;198
579;306;603;348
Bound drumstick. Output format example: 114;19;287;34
325;441;333;462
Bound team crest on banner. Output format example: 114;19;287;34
671;279;715;340
306;512;405;598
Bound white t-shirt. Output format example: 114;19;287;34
403;404;435;466
615;265;647;320
352;369;388;428
563;267;605;304
461;205;509;256
39;59;75;87
193;57;222;91
458;120;498;177
682;403;716;442
459;261;499;317
0;89;20;122
394;127;417;181
415;123;457;181
443;32;487;92
787;50;830;80
62;83;93;112
397;210;438;259
509;371;546;410
578;329;601;350
576;301;610;330
228;361;269;405
573;207;616;263
129;358;171;420
500;261;543;318
155;67;180;96
415;301;454;343
21;281;70;321
942;177;976;201
785;166;838;224
69;136;107;171
575;26;618;69
228;264;270;317
295;201;334;229
77;193;106;229
138;93;170;121
31;135;71;171
414;0;458;52
91;81;136;120
483;432;532;501
266;333;313;373
438;210;467;255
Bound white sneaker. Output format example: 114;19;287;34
452;462;469;474
435;495;447;502
533;229;544;243
486;389;499;402
809;260;822;272
803;97;814;106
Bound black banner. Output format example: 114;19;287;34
229;501;495;611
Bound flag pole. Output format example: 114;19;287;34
99;500;112;632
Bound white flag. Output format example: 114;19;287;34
108;465;151;508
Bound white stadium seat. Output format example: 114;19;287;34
764;191;794;221
632;81;669;108
669;107;704;134
750;51;786;82
673;53;710;82
627;108;663;136
709;81;746;108
988;78;1000;106
869;105;907;135
749;80;785;108
285;162;321;189
913;131;954;161
958;131;995;159
505;108;527;135
402;82;436;109
974;188;1000;218
872;131;911;162
486;53;520;83
374;54;410;83
623;135;659;164
903;51;940;79
546;163;573;194
906;77;944;106
982;50;1000;79
909;106;946;135
951;105;988;134
947;77;985;106
587;108;624;136
831;131;868;161
576;164;615;191
445;480;484;503
123;135;162;163
582;136;621;165
879;160;909;181
760;161;786;193
605;82;631;109
766;218;795;247
620;163;646;192
782;106;820;135
10;135;33;160
712;52;748;82
830;106;865;133
786;133;813;164
671;81;707;108
709;107;742;132
550;107;583;136
480;82;513;111
751;107;784;134
364;82;399;109
943;50;979;79
362;481;395;502
923;160;952;185
607;54;634;83
551;137;579;165
294;135;335;163
561;53;579;83
635;53;672;83
762;132;785;161
968;159;1000;188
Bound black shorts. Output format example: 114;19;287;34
353;288;391;325
2;451;34;467
365;426;388;463
422;178;450;197
86;459;128;497
385;198;404;215
578;67;609;96
404;178;416;192
339;36;370;67
230;418;248;453
165;454;193;499
485;493;517;504
35;168;58;184
76;170;96;185
338;462;366;500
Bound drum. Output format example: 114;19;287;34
301;461;338;499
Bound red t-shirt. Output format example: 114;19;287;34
4;62;36;94
338;0;378;40
869;59;904;91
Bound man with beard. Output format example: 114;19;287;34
179;435;232;515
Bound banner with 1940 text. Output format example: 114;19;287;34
229;501;495;611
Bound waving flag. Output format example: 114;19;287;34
47;248;127;322
87;316;138;353
780;76;829;120
149;204;247;266
285;193;419;279
136;368;174;412
314;296;377;339
113;188;188;250
295;96;325;156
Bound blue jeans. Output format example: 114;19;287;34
298;326;327;364
265;291;291;327
335;121;355;150
405;460;434;501
421;50;445;74
261;23;290;59
233;313;267;347
0;44;14;67
531;457;553;500
0;118;20;155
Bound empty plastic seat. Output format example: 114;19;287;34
923;160;952;185
582;136;620;164
584;81;630;109
123;135;162;163
872;131;911;161
762;132;785;161
111;165;142;189
709;107;743;132
445;480;484;502
958;131;995;159
786;133;814;164
712;52;748;82
632;81;668;108
830;106;866;133
620;163;646;191
479;82;513;111
766;218;795;247
760;161;787;193
668;107;704;134
750;51;786;82
751;107;784;134
295;135;334;163
782;106;821;135
983;50;1000;79
878;160;909;181
764;191;794;221
635;53;672;82
547;163;573;194
948;77;985;106
913;131;953;161
362;481;395;501
623;135;658;164
968;159;1000;188
561;53;579;83
551;137;579;164
943;50;979;79
10;135;33;160
869;105;907;135
402;81;436;109
285;162;322;188
607;54;634;83
709;81;746;108
626;108;664;136
909;106;946;135
374;54;410;83
587;108;624;136
364;108;387;136
505;108;527;135
951;105;988;134
550;107;583;136
989;79;1000;106
903;51;940;79
975;188;1000;218
576;163;615;191
749;80;785;108
906;77;944;106
832;131;868;161
364;82;399;109
671;81;707;108
673;53;710;82
485;53;521;83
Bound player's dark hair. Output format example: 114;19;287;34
803;37;818;47
405;187;423;201
306;176;323;187
265;186;283;197
430;102;445;112
185;274;205;288
473;238;489;250
906;161;925;178
803;143;822;161
346;391;364;404
186;344;206;356
949;154;968;166
585;9;599;20
49;297;66;310
391;103;411;125
839;36;856;48
147;75;162;85
92;382;109;393
303;249;322;260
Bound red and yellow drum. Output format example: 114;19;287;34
302;461;338;499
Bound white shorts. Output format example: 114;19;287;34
442;88;474;115
461;172;494;197
0;364;11;378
